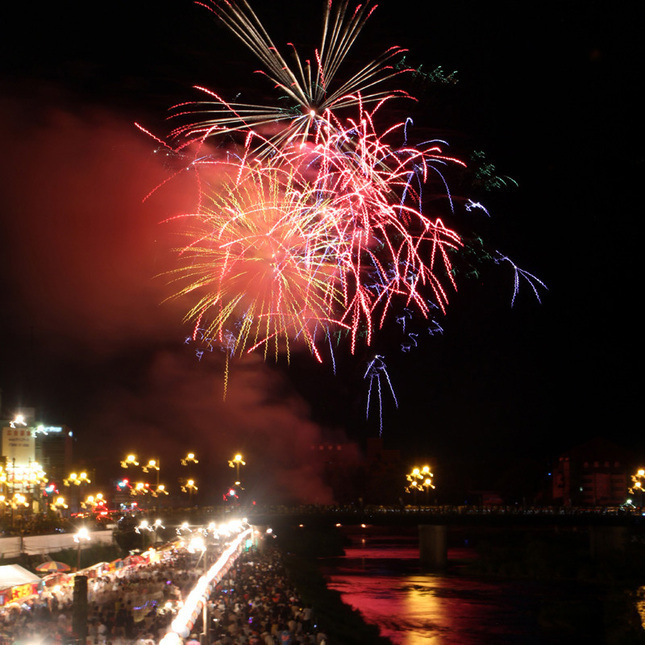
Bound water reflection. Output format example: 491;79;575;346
636;587;645;630
326;564;543;643
321;529;584;644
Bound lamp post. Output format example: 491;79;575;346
630;468;645;507
121;455;167;507
228;453;246;485
82;493;105;513
181;452;199;467
405;465;435;507
151;484;168;513
153;518;164;544
52;496;68;517
120;454;139;469
182;479;198;506
142;459;161;488
180;453;199;508
64;471;91;515
74;527;91;571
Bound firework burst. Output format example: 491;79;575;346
281;98;465;351
142;0;543;422
171;161;348;363
172;0;413;153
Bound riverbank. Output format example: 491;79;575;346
273;524;394;645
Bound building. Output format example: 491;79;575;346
552;437;629;507
1;408;73;511
309;432;362;504
362;437;403;505
33;425;74;486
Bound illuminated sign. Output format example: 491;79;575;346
2;427;35;467
34;426;64;435
9;582;38;603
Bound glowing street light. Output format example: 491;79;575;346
121;454;139;468
630;468;645;506
142;459;160;472
132;481;151;497
11;414;27;428
52;496;68;513
142;458;161;488
74;527;91;570
181;479;198;505
64;471;91;487
82;493;104;510
153;484;169;497
11;493;29;509
153;518;164;544
405;465;435;505
136;518;166;546
182;479;198;493
228;453;246;485
181;452;199;466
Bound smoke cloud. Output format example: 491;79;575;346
0;90;358;504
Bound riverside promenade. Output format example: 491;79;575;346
0;521;336;644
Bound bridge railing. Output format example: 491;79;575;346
244;504;645;527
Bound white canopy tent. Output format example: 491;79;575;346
0;564;41;590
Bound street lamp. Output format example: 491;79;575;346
142;459;161;487
74;527;91;570
630;468;645;507
153;484;169;496
132;481;152;507
153;518;164;544
136;518;164;544
181;452;199;466
52;496;68;515
63;471;91;515
181;479;198;505
11;493;29;509
405;465;435;506
82;493;105;510
121;454;139;468
228;454;246;485
64;471;91;487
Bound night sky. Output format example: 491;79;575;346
0;1;641;503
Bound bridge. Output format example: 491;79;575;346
245;504;645;528
244;505;645;568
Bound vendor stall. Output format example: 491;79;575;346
0;565;43;607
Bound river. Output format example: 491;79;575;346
319;526;612;644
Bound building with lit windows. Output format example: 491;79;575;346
0;407;73;511
551;437;629;507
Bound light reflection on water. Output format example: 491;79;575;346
635;587;645;630
321;530;573;644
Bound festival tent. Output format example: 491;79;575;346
0;565;41;590
0;564;43;606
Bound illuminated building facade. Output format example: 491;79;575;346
0;407;73;511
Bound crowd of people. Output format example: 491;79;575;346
0;534;328;645
203;547;326;645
